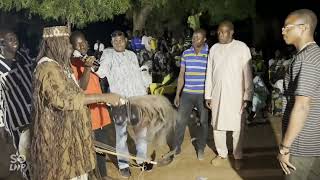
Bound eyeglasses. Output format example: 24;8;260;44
282;24;305;31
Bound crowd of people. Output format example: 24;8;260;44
0;8;319;180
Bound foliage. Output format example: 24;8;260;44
144;0;256;32
0;0;131;27
199;0;256;24
0;0;256;28
130;0;168;8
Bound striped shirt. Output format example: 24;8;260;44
181;44;208;94
283;42;320;156
0;51;33;148
0;54;7;127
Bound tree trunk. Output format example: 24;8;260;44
132;4;153;32
67;21;72;32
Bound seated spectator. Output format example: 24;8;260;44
131;30;144;53
94;40;105;60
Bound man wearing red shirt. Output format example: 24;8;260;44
70;31;111;179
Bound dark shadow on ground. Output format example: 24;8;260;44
0;128;24;180
200;112;284;180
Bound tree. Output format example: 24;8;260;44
199;0;256;25
127;0;256;33
126;0;168;31
0;0;131;27
0;0;255;31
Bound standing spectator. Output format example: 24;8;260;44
0;29;34;179
30;26;122;180
278;9;320;179
95;30;152;178
94;40;105;60
205;21;253;170
174;29;209;160
70;31;112;179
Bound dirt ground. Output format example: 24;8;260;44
0;115;284;180
105;115;284;180
0;129;24;180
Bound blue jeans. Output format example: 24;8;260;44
115;121;147;169
175;93;209;152
285;155;320;180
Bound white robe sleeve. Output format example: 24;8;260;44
95;50;110;78
205;48;214;100
242;46;253;101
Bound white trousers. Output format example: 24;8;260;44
213;119;246;159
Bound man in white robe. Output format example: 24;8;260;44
205;20;253;169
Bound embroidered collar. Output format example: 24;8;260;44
36;57;79;87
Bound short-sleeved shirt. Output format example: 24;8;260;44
181;44;208;94
283;42;320;156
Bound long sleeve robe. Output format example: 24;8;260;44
31;57;96;180
205;40;253;131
